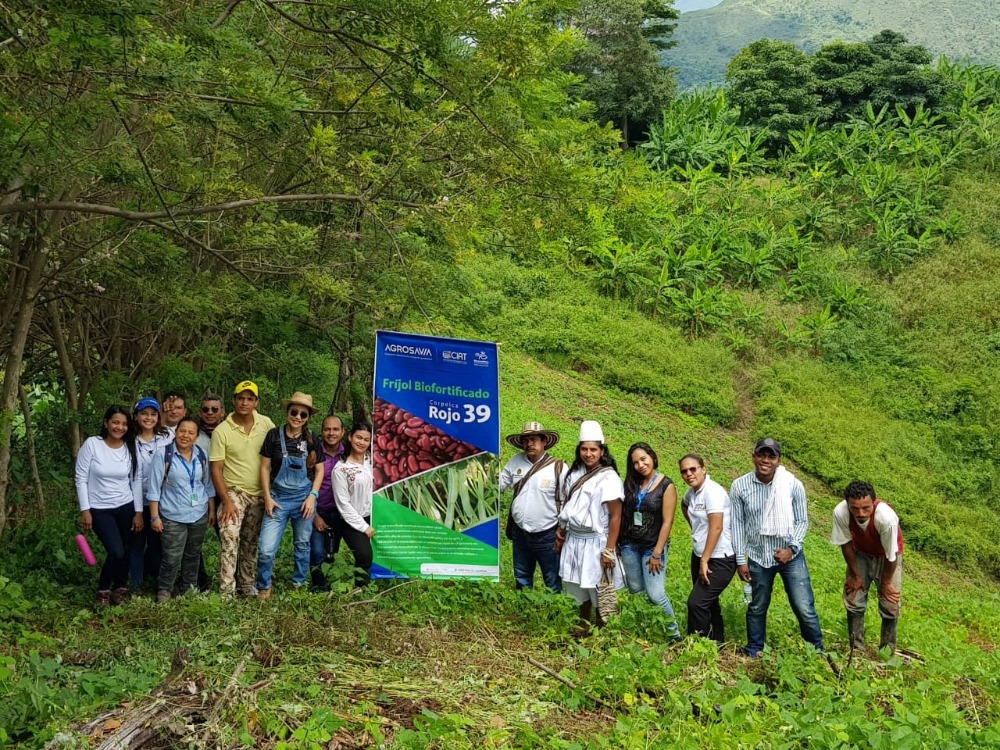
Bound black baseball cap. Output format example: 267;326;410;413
754;437;782;456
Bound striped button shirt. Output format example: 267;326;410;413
729;469;809;568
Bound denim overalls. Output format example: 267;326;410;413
256;429;314;591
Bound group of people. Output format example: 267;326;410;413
76;388;902;655
501;420;904;656
75;382;376;605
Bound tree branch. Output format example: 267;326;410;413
211;0;246;29
0;193;433;219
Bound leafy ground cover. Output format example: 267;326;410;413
2;354;998;748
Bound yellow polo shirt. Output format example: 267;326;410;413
209;411;275;495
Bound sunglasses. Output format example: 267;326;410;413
201;406;221;413
288;409;311;419
679;466;700;475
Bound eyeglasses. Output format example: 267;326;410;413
201;406;221;413
679;467;700;475
288;409;310;419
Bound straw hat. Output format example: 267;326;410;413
505;421;560;450
281;391;319;415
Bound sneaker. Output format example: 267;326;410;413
111;587;131;605
96;590;112;607
156;590;172;603
256;587;272;600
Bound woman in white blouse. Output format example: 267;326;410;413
332;423;374;587
75;405;144;606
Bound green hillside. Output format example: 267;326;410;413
5;3;1000;747
672;0;1000;88
2;353;999;746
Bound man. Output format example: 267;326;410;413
310;414;346;590
209;381;275;597
830;480;903;654
195;392;226;591
195;393;226;456
161;391;188;434
730;438;823;657
499;422;564;592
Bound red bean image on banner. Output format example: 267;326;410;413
373;397;483;490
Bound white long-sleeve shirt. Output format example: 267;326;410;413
333;457;373;533
75;436;143;512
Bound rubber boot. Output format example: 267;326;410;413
847;611;866;650
879;618;898;655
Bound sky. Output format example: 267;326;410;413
675;0;725;11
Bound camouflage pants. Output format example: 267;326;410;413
218;489;265;596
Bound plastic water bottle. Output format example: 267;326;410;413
742;582;752;604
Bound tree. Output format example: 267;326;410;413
813;31;954;123
725;40;825;149
566;0;679;146
0;0;611;532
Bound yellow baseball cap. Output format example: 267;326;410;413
234;380;259;397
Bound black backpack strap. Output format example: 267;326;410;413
161;442;175;493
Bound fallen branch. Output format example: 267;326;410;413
526;657;615;712
342;579;416;607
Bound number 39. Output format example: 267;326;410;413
463;404;491;423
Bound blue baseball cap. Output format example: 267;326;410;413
135;397;161;413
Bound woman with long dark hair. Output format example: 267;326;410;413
556;420;624;632
75;405;144;606
130;397;171;588
332;423;375;588
620;442;682;642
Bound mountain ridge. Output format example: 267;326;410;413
671;0;1000;88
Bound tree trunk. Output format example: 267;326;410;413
330;303;355;415
18;385;46;514
47;301;83;457
0;230;49;534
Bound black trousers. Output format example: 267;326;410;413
687;552;737;643
91;502;135;591
337;515;373;587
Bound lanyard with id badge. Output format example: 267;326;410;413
176;454;200;506
634;472;659;526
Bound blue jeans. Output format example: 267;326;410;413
256;490;313;590
620;542;680;637
745;552;824;657
512;525;561;592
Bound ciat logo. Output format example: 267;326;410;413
442;350;468;362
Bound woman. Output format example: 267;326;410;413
147;417;215;601
130;397;172;588
332;423;375;588
556;420;624;632
310;415;346;590
256;392;324;598
679;453;736;643
619;442;682;642
75;405;144;606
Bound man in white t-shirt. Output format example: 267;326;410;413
830;480;904;654
500;422;564;592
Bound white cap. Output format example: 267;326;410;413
578;420;605;443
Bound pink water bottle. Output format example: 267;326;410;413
76;534;97;566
